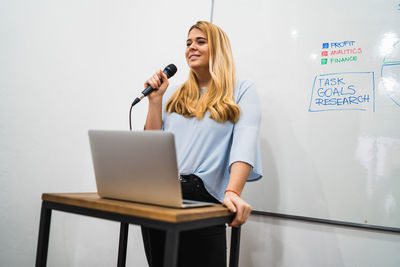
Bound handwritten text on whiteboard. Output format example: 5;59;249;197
309;72;375;112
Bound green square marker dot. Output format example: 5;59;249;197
321;58;328;65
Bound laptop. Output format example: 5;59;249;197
88;130;214;208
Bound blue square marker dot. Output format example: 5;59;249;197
322;43;329;49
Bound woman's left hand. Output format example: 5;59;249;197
222;192;252;227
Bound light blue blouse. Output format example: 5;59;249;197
162;80;263;202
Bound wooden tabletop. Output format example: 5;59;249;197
42;193;233;223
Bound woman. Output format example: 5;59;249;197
142;21;262;267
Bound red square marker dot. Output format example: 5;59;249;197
321;51;328;57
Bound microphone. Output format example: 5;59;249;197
131;64;177;107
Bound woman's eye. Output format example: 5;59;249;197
186;42;192;47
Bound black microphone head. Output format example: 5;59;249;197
163;64;177;78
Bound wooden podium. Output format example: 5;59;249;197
35;193;241;267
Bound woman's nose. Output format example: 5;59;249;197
188;43;197;50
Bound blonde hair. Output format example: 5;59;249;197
165;21;240;123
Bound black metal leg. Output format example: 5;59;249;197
117;222;129;267
229;226;241;267
163;229;179;267
35;202;52;267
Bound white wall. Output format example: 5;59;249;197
240;215;400;267
0;0;208;266
0;1;399;266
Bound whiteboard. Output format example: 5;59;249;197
213;0;400;229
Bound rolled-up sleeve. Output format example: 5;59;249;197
229;81;263;181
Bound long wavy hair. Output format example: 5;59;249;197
165;21;240;123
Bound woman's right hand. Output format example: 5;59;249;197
144;70;169;103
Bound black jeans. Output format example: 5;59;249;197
141;174;227;267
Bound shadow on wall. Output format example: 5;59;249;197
239;105;335;266
239;135;283;267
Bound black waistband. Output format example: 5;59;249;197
179;174;220;204
179;174;200;182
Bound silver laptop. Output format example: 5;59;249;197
88;130;213;208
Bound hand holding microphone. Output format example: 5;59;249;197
131;64;177;107
144;70;169;102
129;64;177;130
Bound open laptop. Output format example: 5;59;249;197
88;130;214;208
